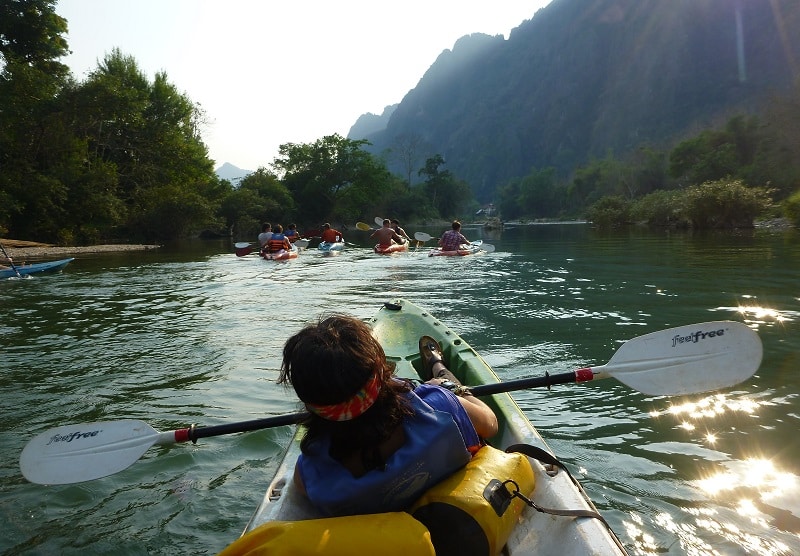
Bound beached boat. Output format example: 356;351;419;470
0;258;74;279
373;242;408;255
230;298;627;555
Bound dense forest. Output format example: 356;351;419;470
1;0;799;245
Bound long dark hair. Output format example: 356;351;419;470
278;315;412;459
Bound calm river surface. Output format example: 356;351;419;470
2;224;799;555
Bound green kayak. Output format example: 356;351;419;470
234;298;627;555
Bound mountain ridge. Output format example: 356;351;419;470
349;0;800;201
215;162;252;184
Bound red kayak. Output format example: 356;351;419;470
261;247;299;261
374;242;408;255
428;242;483;257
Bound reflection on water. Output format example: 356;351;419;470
2;228;800;554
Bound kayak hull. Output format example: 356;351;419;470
373;243;408;255
261;247;299;261
429;240;483;257
318;241;345;255
238;299;626;555
428;245;482;256
0;258;74;278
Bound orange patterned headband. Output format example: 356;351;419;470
305;372;382;421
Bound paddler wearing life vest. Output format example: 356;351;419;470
266;224;292;253
277;315;498;516
285;223;300;243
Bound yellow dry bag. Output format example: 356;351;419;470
409;445;535;556
217;511;434;556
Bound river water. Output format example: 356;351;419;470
1;224;799;555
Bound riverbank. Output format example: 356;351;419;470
1;239;161;259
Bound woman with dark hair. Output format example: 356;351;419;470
278;315;497;516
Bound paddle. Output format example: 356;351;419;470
374;217;385;227
19;320;761;485
0;241;22;278
356;222;372;231
234;242;254;257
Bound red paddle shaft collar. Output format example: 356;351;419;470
575;368;594;382
173;425;197;443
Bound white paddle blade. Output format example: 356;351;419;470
481;243;496;253
596;321;762;396
414;232;432;242
234;242;251;249
295;239;310;249
20;420;164;485
374;216;385;226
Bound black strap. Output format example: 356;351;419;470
505;443;610;528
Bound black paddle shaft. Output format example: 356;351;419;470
0;242;21;277
469;370;583;396
184;371;584;441
188;412;307;442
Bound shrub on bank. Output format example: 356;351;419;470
783;190;800;227
585;196;631;228
683;179;773;229
588;178;773;229
631;190;689;228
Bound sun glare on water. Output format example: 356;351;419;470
641;388;798;554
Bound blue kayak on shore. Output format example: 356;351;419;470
1;258;74;279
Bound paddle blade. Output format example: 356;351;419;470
596;321;762;396
295;238;310;249
374;216;385;226
356;222;372;231
20;420;164;485
481;243;496;253
414;232;432;242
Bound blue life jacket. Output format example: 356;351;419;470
298;389;472;516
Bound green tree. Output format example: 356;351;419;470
669;115;760;185
0;0;71;237
70;49;216;240
273;134;390;224
418;155;473;219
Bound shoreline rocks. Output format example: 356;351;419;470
2;243;162;259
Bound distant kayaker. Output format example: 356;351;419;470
277;315;497;516
320;223;343;243
285;223;300;243
370;219;404;248
390;219;411;243
257;223;273;247
439;220;470;251
266;224;292;253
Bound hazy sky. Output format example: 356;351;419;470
56;0;552;172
